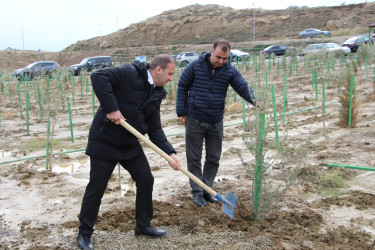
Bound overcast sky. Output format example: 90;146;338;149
0;0;371;52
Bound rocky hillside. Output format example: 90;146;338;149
68;3;375;50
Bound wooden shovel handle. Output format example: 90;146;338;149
119;119;217;197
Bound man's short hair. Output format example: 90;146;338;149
150;54;175;70
212;39;231;53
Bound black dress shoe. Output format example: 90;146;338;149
135;225;166;237
193;195;207;206
203;192;219;203
77;234;94;250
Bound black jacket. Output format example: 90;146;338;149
177;52;256;123
85;61;176;161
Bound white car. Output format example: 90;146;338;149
230;49;250;61
175;51;199;67
301;43;350;56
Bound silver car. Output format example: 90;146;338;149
301;43;350;56
299;28;331;38
175;51;199;67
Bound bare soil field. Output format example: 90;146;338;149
0;55;375;249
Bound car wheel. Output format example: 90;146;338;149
24;73;31;81
181;61;188;67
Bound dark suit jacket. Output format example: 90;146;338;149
85;61;175;161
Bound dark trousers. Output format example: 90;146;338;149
185;117;223;196
78;153;154;237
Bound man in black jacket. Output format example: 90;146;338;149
177;39;257;207
77;55;181;250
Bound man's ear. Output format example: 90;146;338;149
156;65;162;74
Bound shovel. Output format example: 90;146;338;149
119;119;238;218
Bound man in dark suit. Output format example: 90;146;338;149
77;55;181;250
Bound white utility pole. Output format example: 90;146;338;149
98;24;102;50
253;3;255;42
21;20;25;50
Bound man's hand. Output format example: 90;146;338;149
169;153;181;170
107;110;125;125
178;116;186;125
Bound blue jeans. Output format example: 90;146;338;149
185;117;223;196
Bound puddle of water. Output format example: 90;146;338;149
37;160;89;174
121;182;136;196
0;151;12;160
51;162;82;174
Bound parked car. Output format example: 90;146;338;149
13;61;61;80
175;51;199;67
298;28;331;38
301;43;350;56
69;56;113;76
229;49;250;61
259;45;296;58
342;36;373;52
171;54;177;62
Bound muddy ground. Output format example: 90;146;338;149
0;56;375;249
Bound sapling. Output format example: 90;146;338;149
338;70;359;127
38;71;70;169
237;85;308;221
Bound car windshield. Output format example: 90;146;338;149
264;46;273;50
305;45;315;50
80;58;90;64
344;37;358;43
26;62;38;69
326;43;340;48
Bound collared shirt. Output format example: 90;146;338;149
147;70;154;87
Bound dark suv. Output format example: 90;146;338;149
13;61;61;80
342;36;373;52
69;56;113;76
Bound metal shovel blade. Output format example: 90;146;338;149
222;192;238;219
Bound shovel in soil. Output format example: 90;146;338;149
120;119;238;218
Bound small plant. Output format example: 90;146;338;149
237;85;309;221
285;48;298;61
327;68;347;91
338;70;359;127
356;43;375;69
38;71;70;169
317;168;351;196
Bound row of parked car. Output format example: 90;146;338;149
259;33;374;59
13;56;114;80
13;30;375;80
172;49;251;67
174;30;374;67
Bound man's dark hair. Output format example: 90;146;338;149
150;54;175;70
212;39;231;53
